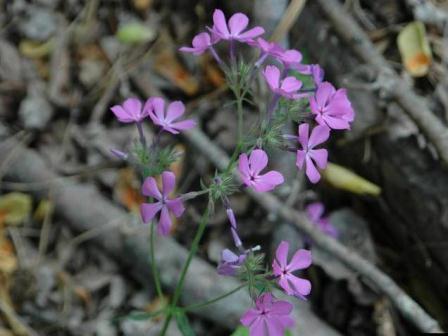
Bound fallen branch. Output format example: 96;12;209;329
315;0;448;166
182;128;443;333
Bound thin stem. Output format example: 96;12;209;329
183;283;247;311
237;96;244;143
150;221;164;300
266;94;280;124
160;205;211;336
209;46;224;67
136;122;147;149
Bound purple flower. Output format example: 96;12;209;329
248;37;283;56
241;292;294;336
278;49;308;73
310;82;355;130
306;202;338;238
145;97;196;134
272;241;312;299
217;249;246;276
211;9;264;42
238;149;284;192
296;123;330;184
140;171;185;236
111;97;148;123
179;32;217;55
263;65;304;99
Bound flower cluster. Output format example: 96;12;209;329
110;7;355;336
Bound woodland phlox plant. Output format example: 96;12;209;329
111;8;354;336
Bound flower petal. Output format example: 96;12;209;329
142;177;162;199
305;156;321;183
166;198;185;217
147;97;165;123
161;171;176;196
170;119;197;131
111;105;133;123
315;82;336;107
266;317;287;336
308;125;330;149
228;13;249;36
237;26;265;41
240;309;259;326
254;171;284;192
123;98;142;120
306;202;325;222
322;114;351;130
287;275;312;297
271;300;293;315
263;65;280;91
280;77;302;93
212;9;229;37
165;101;185;123
140;202;162;223
296;150;306;170
157;206;172;236
297;123;309;149
249;149;268;175
238;153;251;185
275;241;289;268
309;149;328;169
289;249;312;271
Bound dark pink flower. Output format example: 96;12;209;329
111;97;148;123
211;9;264;42
296;123;330;184
140;171;185;236
241;292;294;336
238;149;284;192
263;65;305;99
306;202;338;238
273;241;312;299
310;82;355;130
144;97;196;134
179;32;217;55
217;249;246;276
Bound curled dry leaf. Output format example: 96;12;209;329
322;162;381;196
397;21;432;77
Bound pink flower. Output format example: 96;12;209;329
310;82;355;130
111;97;148;123
263;65;304;99
211;9;264;42
278;49;308;73
145;97;196;134
248;37;283;56
217;249;246;276
273;241;312;299
238;149;284;192
296;123;330;184
306;202;338;238
140;171;185;236
241;292;294;336
179;32;216;55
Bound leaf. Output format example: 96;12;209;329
33;199;54;222
174;310;196;336
231;326;249;336
116;22;155;44
397;21;432;77
0;193;32;226
114;168;145;213
322;163;381;196
19;39;53;59
0;234;17;274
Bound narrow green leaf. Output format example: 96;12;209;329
175;310;196;336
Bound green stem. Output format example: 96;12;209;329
183;283;247;311
237;96;244;143
150;221;164;300
160;205;211;335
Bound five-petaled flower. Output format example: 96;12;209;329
272;241;312;299
145;97;196;134
238;149;284;192
310;82;355;130
111;97;148;123
306;202;338;238
211;9;264;42
140;171;185;236
263;65;305;99
217;249;246;276
296;123;330;184
241;292;294;336
179;32;217;55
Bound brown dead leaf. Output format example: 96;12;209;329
201;54;225;88
154;49;199;96
74;286;92;307
133;0;153;11
145;295;169;321
115;168;145;213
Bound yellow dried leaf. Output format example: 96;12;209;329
0;193;32;226
19;39;53;59
33;199;54;222
397;21;432;77
0;234;17;274
115;168;145;213
322;163;381;196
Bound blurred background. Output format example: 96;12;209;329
0;0;447;335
